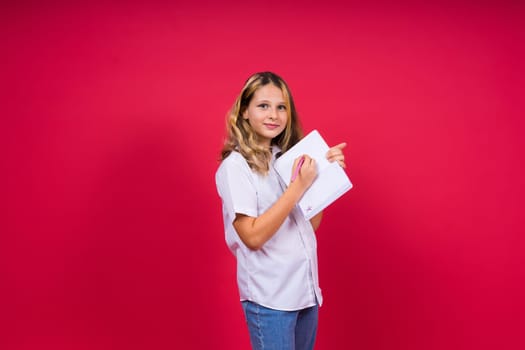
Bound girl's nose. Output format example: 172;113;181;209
268;108;277;119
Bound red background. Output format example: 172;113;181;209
2;1;524;349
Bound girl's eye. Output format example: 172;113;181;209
258;104;269;109
278;105;287;111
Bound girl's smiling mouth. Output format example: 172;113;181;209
264;123;280;130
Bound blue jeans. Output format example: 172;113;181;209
241;301;318;350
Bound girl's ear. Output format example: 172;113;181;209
242;110;248;120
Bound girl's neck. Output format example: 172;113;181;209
255;138;272;150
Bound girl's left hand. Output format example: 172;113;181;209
326;142;347;168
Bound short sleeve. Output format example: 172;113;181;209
216;153;258;221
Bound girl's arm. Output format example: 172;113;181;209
233;155;317;250
309;211;323;231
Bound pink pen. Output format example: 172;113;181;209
291;156;305;182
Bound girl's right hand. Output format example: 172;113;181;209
292;155;317;190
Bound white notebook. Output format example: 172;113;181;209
273;130;353;220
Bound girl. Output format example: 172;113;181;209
215;72;346;350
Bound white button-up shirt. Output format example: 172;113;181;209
215;147;323;311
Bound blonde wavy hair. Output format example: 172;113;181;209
220;72;303;174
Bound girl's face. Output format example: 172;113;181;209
243;84;288;148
